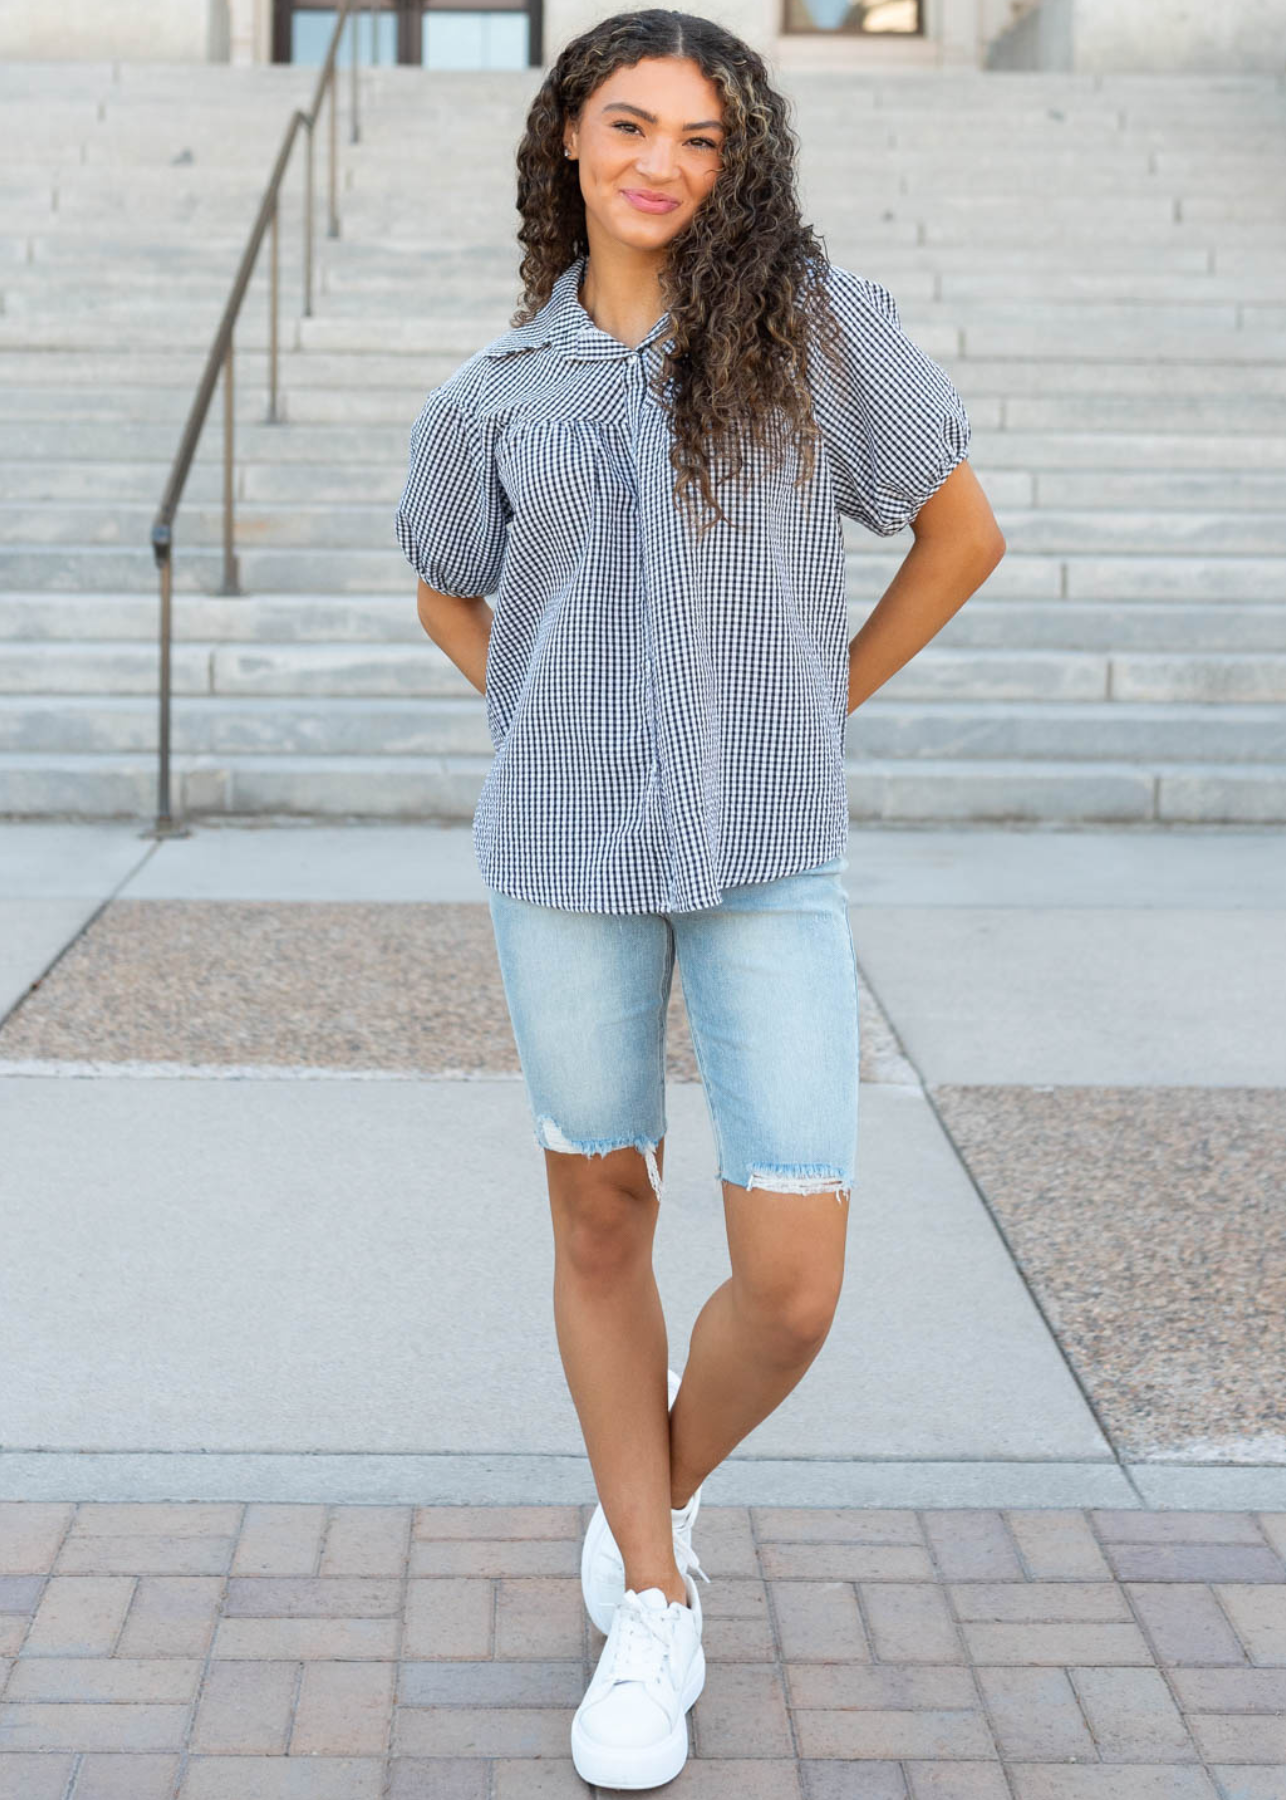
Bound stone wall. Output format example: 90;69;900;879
1074;0;1285;74
0;0;220;61
987;0;1285;73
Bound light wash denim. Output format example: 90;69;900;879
485;853;860;1203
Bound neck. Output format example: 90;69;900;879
577;243;669;351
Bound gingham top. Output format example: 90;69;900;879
396;252;971;914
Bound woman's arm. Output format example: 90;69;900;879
417;576;493;697
846;460;1005;715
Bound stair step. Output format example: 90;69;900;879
5;545;1286;600
2;640;1286;704
8;353;1276;401
5;501;1286;557
14;459;1286;515
8;428;1286;483
1;695;1282;765
3;593;1280;654
0;750;1281;825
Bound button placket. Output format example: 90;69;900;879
627;351;672;895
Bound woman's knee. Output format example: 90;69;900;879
732;1262;843;1358
548;1154;659;1283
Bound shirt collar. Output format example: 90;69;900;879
483;254;675;363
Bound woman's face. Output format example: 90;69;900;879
563;56;725;252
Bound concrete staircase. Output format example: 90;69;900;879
2;59;1285;823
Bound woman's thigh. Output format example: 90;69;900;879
486;887;674;1200
672;853;860;1201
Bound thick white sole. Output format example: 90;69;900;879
569;1643;706;1788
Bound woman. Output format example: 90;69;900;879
396;8;1005;1787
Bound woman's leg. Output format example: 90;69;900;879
547;1141;688;1607
667;854;860;1506
484;888;685;1607
667;1183;847;1509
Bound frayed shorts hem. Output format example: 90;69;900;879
535;1116;666;1202
535;1114;855;1207
720;1162;855;1203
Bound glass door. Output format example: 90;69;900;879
422;0;532;71
273;0;538;70
782;0;921;34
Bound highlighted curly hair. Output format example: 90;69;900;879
510;7;844;535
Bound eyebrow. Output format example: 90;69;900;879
600;101;725;132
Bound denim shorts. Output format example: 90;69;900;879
485;852;860;1204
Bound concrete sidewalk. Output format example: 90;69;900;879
2;820;1283;1508
1;820;1284;1797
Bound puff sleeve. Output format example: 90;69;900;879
809;264;972;538
395;381;511;599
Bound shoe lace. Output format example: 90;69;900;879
605;1595;678;1685
674;1524;711;1588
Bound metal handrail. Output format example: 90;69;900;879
146;3;374;838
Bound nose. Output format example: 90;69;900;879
632;138;680;184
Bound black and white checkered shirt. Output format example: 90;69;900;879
396;252;971;914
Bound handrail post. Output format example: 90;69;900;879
220;337;240;595
154;543;179;834
349;6;359;144
268;196;280;422
303;110;314;317
328;48;339;237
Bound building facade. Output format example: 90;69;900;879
5;0;1283;73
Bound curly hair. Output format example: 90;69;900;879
510;8;844;536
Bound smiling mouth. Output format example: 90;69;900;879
621;189;680;211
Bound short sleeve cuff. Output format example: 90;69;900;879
869;391;972;537
395;387;510;598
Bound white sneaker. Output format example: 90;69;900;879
570;1564;706;1788
580;1366;711;1636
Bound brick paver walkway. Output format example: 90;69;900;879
1;1502;1284;1798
